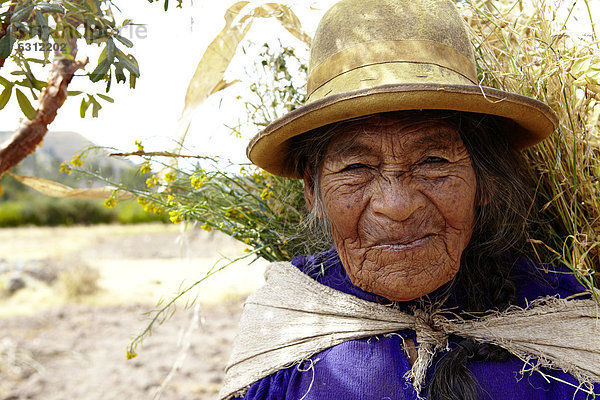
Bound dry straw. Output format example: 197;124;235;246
464;0;600;291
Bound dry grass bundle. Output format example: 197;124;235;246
465;0;600;289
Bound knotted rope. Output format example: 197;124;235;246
219;262;600;400
408;308;449;395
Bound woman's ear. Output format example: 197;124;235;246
303;167;322;217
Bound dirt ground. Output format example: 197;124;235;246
0;224;268;400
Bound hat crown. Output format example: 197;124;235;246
308;0;477;96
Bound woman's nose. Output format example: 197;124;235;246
369;175;426;222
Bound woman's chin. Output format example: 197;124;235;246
345;257;459;302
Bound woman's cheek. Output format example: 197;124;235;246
433;178;477;233
321;174;369;217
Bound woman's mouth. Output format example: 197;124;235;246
372;234;436;251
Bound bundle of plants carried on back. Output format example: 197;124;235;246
47;0;598;354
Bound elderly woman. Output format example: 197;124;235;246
219;0;600;399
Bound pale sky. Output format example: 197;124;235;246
1;0;597;166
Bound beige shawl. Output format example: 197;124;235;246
219;262;600;400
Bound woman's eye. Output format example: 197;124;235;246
423;156;449;164
343;163;368;171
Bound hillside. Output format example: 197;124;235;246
0;131;135;183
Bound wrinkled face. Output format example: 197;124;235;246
309;115;478;301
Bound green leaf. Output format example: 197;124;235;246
80;97;91;117
67;90;83;96
22;67;37;89
0;83;13;110
129;72;136;89
85;0;100;13
0;25;15;58
114;34;133;48
0;76;10;87
15;88;37;120
61;0;82;13
89;95;102;117
106;38;116;62
96;93;114;103
12;22;29;36
35;3;65;14
11;5;34;23
114;64;126;83
97;46;107;63
105;68;112;92
116;54;139;77
32;79;47;90
89;58;112;82
34;10;50;41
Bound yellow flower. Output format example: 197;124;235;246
260;188;273;200
190;175;206;189
146;174;158;188
137;197;148;206
164;172;176;183
135;140;144;152
169;210;183;224
201;224;212;232
166;195;175;205
59;162;72;175
139;162;151;175
239;166;247;176
104;197;117;209
70;153;85;168
225;208;239;218
143;202;164;216
244;238;250;244
126;348;138;360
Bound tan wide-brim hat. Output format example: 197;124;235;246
247;0;558;178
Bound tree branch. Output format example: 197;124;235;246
0;54;89;177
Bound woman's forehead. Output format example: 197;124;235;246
325;115;462;156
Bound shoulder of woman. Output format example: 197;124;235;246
509;257;590;306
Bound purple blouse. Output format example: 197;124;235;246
237;247;599;400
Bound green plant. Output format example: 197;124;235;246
0;201;23;226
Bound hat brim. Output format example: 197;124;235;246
247;83;558;178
